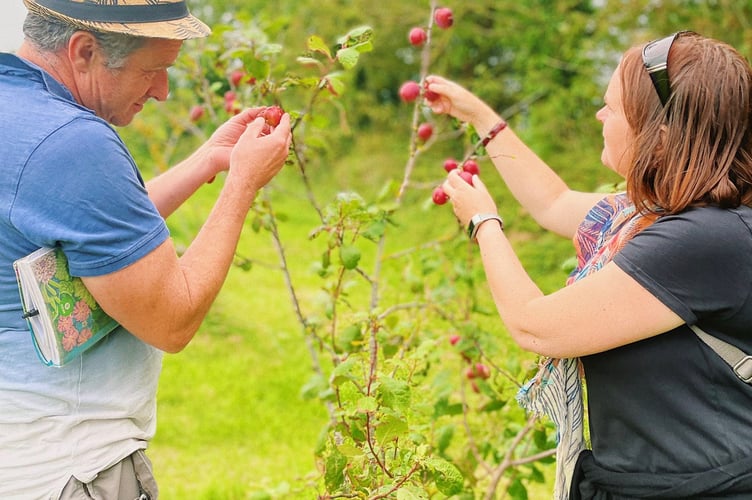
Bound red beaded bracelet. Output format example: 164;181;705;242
481;119;508;147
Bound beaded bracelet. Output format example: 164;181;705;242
481;119;508;147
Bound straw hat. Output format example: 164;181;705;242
22;0;211;40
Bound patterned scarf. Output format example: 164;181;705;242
516;192;656;499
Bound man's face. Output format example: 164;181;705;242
81;38;183;127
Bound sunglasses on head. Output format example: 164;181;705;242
642;32;684;106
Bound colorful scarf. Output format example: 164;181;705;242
516;192;656;499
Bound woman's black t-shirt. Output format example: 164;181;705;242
588;206;752;479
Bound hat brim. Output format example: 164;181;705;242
23;0;211;40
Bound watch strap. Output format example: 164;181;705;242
468;213;503;241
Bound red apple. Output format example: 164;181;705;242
432;186;449;205
459;170;474;185
434;7;454;29
424;89;440;102
408;27;427;46
224;91;239;114
189;105;204;122
462;159;479;176
417;123;433;141
263;105;284;127
443;158;459;172
399;80;421;102
230;69;245;88
449;334;461;345
475;363;491;380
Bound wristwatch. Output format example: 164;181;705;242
467;213;503;242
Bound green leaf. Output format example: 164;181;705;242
374;414;408;443
433;397;463;418
361;219;387;241
336;47;360;69
435;424;455;455
323;75;346;96
396;486;427;500
306;35;331;59
336;442;363;457
424;457;464;496
507;478;528;500
337;25;374;51
296;56;324;71
357;395;378;413
339;245;361;270
331;357;359;386
377;377;410;411
336;324;363;353
300;374;328;400
324;449;348;492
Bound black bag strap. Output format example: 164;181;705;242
689;325;752;384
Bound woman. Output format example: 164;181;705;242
426;31;752;499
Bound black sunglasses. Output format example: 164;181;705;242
642;32;682;106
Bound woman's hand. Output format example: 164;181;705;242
442;170;499;228
424;75;499;133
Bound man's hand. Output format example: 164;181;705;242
227;112;292;194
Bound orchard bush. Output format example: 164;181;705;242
135;2;562;498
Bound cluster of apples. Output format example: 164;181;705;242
396;7;479;206
449;334;492;393
431;158;480;205
408;6;454;47
398;5;453;103
189;69;283;129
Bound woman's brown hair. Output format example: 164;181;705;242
621;32;752;215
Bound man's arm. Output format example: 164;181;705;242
84;114;291;352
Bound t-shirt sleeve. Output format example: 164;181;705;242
9;116;169;277
613;208;752;325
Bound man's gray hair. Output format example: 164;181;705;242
23;12;146;69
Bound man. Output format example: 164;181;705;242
0;1;292;498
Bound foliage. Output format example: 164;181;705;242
120;0;752;497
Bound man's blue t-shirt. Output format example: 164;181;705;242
0;53;170;498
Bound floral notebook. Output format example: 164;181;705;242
13;246;120;367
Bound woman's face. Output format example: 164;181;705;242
595;64;634;176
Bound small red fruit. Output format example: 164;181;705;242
462;159;479;176
432;186;449;205
230;69;245;88
475;363;491;380
449;334;461;345
423;79;440;101
189;105;204;122
263;105;284;127
417;123;433;141
424;89;440;102
459;170;474;185
408;27;427;46
399;80;421;102
434;7;454;29
465;366;476;380
443;158;459;172
224;91;239;114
